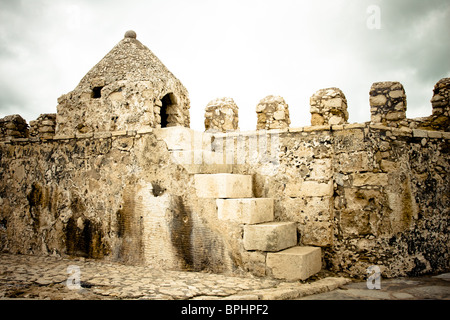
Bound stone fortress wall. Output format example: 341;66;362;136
204;78;450;278
0;31;448;280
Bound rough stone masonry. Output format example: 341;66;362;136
0;31;449;280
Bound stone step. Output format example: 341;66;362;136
217;198;274;224
266;246;322;281
170;150;232;173
243;222;297;252
194;174;253;198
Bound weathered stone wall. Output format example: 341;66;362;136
1;123;449;279
211;124;449;278
0;130;238;274
330;125;449;278
1;77;449;280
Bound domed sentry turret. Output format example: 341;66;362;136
55;30;190;135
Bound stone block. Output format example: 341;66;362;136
170;150;232;173
389;90;404;99
412;129;428;138
336;151;372;173
289;127;303;133
266;246;322;280
76;132;93;139
216;198;274;224
127;130;137;136
324;97;343;108
369;95;387;106
303;125;331;132
243;222;297;251
137;128;153;135
154;126;195;150
296;196;333;246
344;123;366;129
299;181;333;197
194;174;253;198
94;131;112;139
386;111;406;121
427;131;442;139
309;158;332;180
53;134;75;140
353;172;388;187
284;182;303;197
111;130;128;137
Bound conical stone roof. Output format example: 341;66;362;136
55;31;190;135
75;31;180;90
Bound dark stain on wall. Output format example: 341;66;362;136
169;196;194;270
65;216;108;259
115;186;143;264
64;194;109;259
26;183;44;232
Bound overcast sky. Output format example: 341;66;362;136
1;0;449;131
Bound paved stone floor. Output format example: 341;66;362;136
0;253;448;300
0;253;349;300
298;273;450;300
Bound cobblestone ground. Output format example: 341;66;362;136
298;273;450;300
0;253;349;300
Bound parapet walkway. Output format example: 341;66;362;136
0;253;448;300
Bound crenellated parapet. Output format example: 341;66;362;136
204;97;239;132
429;77;450;131
310;87;349;126
0;114;28;139
29;114;56;139
201;78;449;134
369;81;407;127
255;95;291;130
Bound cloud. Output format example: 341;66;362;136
0;0;448;129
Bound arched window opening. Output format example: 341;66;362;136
160;93;177;128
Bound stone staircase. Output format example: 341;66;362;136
194;173;322;281
156;127;322;280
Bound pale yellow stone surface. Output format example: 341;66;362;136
243;222;297;251
217;198;274;224
194;174;253;198
266;246;322;281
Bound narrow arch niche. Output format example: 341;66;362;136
160;93;177;128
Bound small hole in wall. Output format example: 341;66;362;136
92;86;103;99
